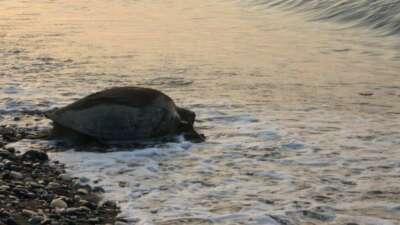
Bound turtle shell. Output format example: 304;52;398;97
47;87;182;143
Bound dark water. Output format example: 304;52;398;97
247;0;400;36
1;0;400;224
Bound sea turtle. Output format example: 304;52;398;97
46;86;205;145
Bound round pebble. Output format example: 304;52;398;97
50;198;68;209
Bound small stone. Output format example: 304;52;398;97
0;185;10;191
22;150;48;162
28;215;43;225
79;199;89;205
64;206;90;215
359;92;373;96
73;195;81;201
79;177;90;183
88;217;100;223
77;188;88;195
10;171;23;179
150;209;158;214
22;209;38;216
0;150;15;160
5;218;18;225
118;181;128;188
5;147;15;153
40;219;52;225
47;182;60;189
92;186;105;193
50;198;68;209
115;222;128;225
99;200;116;208
58;174;72;181
28;181;43;189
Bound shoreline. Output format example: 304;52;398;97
0;125;123;225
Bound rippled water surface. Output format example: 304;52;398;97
1;0;400;224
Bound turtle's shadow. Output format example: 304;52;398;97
49;134;189;153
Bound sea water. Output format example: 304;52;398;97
1;0;400;224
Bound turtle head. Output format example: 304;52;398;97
177;107;205;142
178;121;205;143
176;107;195;125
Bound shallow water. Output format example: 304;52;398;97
1;0;400;224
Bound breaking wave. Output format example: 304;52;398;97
249;0;400;35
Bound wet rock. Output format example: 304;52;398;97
0;185;10;191
47;182;60;189
77;188;89;195
118;181;128;188
28;215;43;225
10;171;23;179
22;150;49;162
78;199;89;206
82;201;97;210
27;181;43;189
58;174;72;181
40;218;52;225
88;217;100;223
64;206;91;215
22;209;38;217
99;200;117;209
359;92;373;96
5;147;15;154
301;210;335;221
0;150;15;160
4;218;18;225
14;187;35;199
92;186;105;193
50;198;68;209
79;177;90;183
114;222;128;225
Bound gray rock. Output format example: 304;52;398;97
64;206;91;215
77;188;89;195
0;150;14;160
88;217;100;223
27;181;44;188
22;150;48;162
50;198;68;209
99;200;116;208
79;177;90;183
118;181;128;188
28;215;43;225
0;185;10;191
22;209;38;217
47;182;60;189
115;222;128;225
58;174;73;181
10;171;23;179
92;186;105;193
